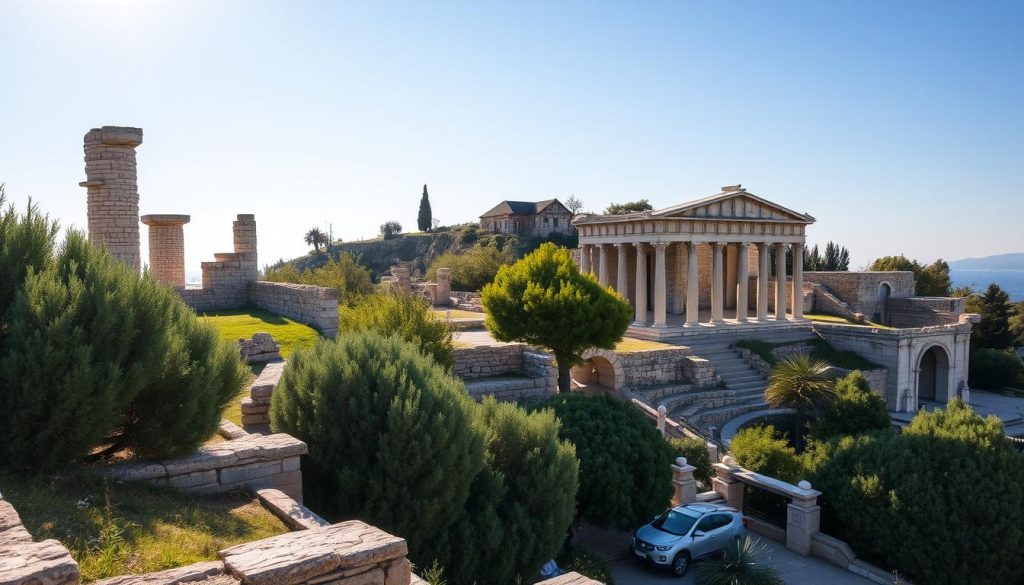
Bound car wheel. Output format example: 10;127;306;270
671;552;689;577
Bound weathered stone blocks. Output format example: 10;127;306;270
81;126;144;272
239;332;282;364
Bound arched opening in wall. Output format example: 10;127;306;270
877;282;892;324
571;356;617;395
917;345;950;404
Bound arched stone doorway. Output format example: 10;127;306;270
917;345;950;404
571;349;625;394
877;282;891;325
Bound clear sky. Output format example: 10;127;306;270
1;0;1022;275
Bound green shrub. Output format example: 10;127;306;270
535;393;673;529
669;436;713;489
809;371;891;440
695;535;784;585
728;425;803;483
264;252;373;299
427;244;514;291
811;401;1024;584
0;187;59;316
338;290;453;369
0;231;245;470
270;332;484;575
968;348;1022;389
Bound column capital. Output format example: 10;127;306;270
774;242;788;250
713;241;727;250
614;242;630;249
652;241;671;250
736;241;750;250
633;242;649;250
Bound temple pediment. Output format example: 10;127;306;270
652;187;814;224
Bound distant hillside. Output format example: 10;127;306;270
949;253;1024;271
275;224;577;279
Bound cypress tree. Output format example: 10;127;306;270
417;184;432;232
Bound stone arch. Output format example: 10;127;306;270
877;282;892;324
916;344;951;405
571;348;625;393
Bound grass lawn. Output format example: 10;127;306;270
614;337;676;352
0;468;288;583
804;312;892;329
199;309;321;359
431;308;485;319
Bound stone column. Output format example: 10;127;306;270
579;245;591;274
616;244;629;297
786;484;822;556
673;242;686;313
685;242;700;326
436;267;452;306
80;126;144;272
598;244;610;286
775;243;788;320
140;214;190;289
653;243;669;326
736;242;749;322
757;243;770;320
792;243;804;319
233;214;259;282
633;243;648;324
711;243;725;323
671;457;698;506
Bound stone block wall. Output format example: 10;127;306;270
249;282;340;338
887;297;966;328
241;359;285;429
453;345;524;380
619;348;703;389
99;432;307;502
804;271;916;321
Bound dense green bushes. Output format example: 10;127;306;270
0;192;244;471
809;370;891;440
535;393;673;529
809;401;1024;585
427;244;514;291
968;347;1022;389
270;332;578;585
669;436;713;489
728;425;803;484
265;252;373;298
338;290;453;369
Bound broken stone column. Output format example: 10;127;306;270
391;266;412;294
233;214;259;282
435;267;452;306
80;126;144;271
141;214;190;288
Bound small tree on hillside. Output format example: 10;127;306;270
304;227;327;252
418;185;432;232
380;221;402;239
481;243;632;391
971;283;1015;349
604;199;653;215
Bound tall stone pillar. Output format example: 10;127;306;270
736;242;749;322
792;243;804;319
81;126;144;271
685;243;700;326
775;243;788;320
633;243;648;324
598;245;610;286
616;244;629;298
233;214;259;282
141;214;190;288
711;243;725;323
436;267;452;306
757;243;770;320
579;245;591;274
653;243;669;327
673;243;686;313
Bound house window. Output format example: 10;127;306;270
554;218;559;227
544;217;550;225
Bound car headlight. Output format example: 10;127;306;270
656;545;673;551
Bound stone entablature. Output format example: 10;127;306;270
574;186;814;332
98;433;307;502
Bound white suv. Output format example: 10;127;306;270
631;502;746;577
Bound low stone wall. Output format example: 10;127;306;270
249;281;339;338
453;344;524;380
463;349;558;400
888;297;966;328
0;494;80;584
99;433;307;502
241;359;285;429
618;348;691;389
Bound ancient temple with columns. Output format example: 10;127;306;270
574;186;814;337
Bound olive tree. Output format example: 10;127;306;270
481;242;631;392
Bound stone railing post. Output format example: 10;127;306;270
712;457;744;510
657;405;667;438
786;480;822;555
671;457;697;506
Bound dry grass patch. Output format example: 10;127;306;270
613;337;676;352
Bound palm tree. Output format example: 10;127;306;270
764;354;835;449
304;227;325;253
695;536;784;585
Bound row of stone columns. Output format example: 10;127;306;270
579;241;804;326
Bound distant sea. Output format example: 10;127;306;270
951;269;1024;301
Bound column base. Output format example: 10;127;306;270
736;317;748;323
653;323;668;328
683;321;701;328
633;320;651;327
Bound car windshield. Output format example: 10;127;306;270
651;508;700;536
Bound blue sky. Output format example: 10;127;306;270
1;0;1022;274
